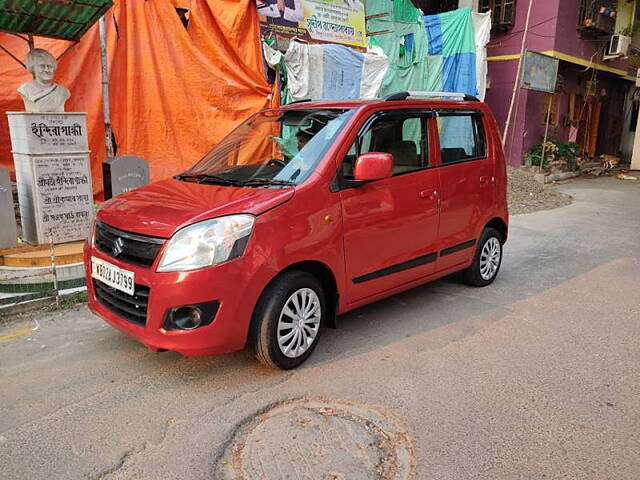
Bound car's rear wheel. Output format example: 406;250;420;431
249;271;325;369
462;228;503;287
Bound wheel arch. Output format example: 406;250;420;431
248;260;340;343
280;261;339;328
485;217;508;244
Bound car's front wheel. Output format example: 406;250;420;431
462;228;503;287
249;271;325;369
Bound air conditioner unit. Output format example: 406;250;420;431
605;34;631;59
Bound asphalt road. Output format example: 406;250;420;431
1;176;639;479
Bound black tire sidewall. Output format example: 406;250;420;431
465;228;503;287
254;271;326;369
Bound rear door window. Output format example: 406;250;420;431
436;111;486;165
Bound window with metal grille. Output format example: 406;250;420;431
480;0;516;29
577;0;616;35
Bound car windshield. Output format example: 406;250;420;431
178;108;355;187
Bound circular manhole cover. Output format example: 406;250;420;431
216;398;414;480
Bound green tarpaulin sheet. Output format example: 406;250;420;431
0;0;112;42
366;0;429;96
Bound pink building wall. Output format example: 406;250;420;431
485;0;635;165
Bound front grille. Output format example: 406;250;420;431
96;221;165;267
94;280;150;326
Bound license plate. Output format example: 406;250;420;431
91;257;135;296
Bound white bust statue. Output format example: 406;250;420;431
17;48;70;113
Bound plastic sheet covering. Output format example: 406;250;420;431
473;11;491;101
0;0;276;199
393;0;420;23
424;8;477;96
366;0;429;97
0;0;112;42
282;40;388;101
322;44;364;100
368;2;485;100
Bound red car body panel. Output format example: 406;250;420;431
98;178;295;238
84;98;509;357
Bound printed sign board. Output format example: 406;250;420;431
520;50;559;93
258;0;366;50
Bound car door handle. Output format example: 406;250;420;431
420;190;438;200
479;176;490;185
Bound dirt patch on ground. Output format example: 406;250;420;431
508;166;573;215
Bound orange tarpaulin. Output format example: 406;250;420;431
0;0;276;199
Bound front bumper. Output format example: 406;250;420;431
84;242;266;357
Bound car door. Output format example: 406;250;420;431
338;110;441;303
434;109;494;272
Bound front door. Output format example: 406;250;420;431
339;110;441;303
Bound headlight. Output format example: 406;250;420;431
157;215;255;272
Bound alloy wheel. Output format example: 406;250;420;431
277;288;321;358
479;237;501;281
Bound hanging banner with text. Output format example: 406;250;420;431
257;0;366;50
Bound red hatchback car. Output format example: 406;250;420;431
84;92;509;369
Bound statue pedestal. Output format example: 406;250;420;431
7;112;94;245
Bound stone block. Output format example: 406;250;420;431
8;112;94;245
103;155;149;199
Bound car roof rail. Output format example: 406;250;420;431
384;91;480;102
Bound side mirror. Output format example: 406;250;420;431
353;152;393;182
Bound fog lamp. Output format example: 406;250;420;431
171;307;202;330
163;301;219;331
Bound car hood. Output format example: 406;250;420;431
97;178;294;238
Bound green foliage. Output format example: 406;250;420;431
525;139;581;170
43;291;88;312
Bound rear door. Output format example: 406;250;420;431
434;109;494;272
339;109;441;303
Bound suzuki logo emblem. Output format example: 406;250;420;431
112;237;125;257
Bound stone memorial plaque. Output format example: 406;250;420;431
31;155;94;244
0;167;18;248
7;112;88;155
103;156;149;199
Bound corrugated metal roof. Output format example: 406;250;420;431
0;0;113;42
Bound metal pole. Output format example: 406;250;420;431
99;15;115;159
540;96;553;173
0;44;26;68
502;0;534;147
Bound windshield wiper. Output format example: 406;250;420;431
174;174;242;186
238;178;296;188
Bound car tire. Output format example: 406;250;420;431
462;228;503;287
249;270;326;369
